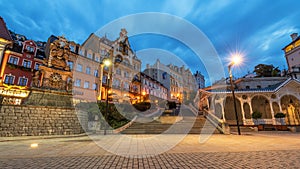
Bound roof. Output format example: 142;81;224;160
205;78;300;94
282;36;300;50
0;17;12;41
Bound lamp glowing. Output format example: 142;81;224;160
30;143;38;148
230;54;242;66
103;59;111;66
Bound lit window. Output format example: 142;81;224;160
75;79;81;87
76;64;82;72
8;56;19;65
18;77;28;86
86;67;91;74
84;81;89;88
23;60;31;68
4;75;14;85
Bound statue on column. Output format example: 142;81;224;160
46;36;70;71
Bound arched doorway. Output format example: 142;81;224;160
224;96;242;125
214;103;223;119
280;95;300;125
243;103;251;119
251;95;272;119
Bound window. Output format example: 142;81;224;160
68;61;73;70
18;77;28;86
87;53;92;59
246;86;250;89
4;74;14;84
93;83;97;90
123;82;129;90
84;81;90;88
94;70;98;77
113;79;120;87
95;56;100;62
124;71;129;78
257;85;261;89
22;60;31;68
76;64;82;72
34;63;41;70
26;46;34;52
70;45;75;52
86;67;91;74
116;68;121;75
79;49;84;56
102;76;107;84
8;56;19;65
75;79;81;87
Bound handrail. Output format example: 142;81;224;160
187;103;199;116
113;115;137;134
203;109;229;134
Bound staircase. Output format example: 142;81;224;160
121;116;220;134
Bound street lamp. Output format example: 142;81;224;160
228;54;242;135
101;48;123;135
102;58;112;135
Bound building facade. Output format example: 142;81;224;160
0;37;44;87
194;71;205;89
283;33;300;79
81;29;142;102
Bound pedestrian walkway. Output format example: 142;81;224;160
0;132;300;168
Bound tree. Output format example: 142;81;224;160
254;64;281;77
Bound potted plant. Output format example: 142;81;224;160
274;112;286;129
252;111;263;130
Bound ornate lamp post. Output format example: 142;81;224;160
228;55;242;135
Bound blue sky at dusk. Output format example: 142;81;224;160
1;0;300;85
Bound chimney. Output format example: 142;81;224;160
290;33;298;41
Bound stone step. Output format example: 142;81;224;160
121;116;221;134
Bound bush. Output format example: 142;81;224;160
252;111;262;119
275;112;286;118
133;102;151;111
167;101;177;109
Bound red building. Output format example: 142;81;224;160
0;35;45;87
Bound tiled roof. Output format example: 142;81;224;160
0;17;12;41
207;78;298;94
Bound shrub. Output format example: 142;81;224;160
252;111;262;119
275;112;286;118
167;101;177;109
133;102;151;111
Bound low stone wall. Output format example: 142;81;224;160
0;105;87;137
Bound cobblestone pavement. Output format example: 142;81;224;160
1;150;300;168
1;132;300;168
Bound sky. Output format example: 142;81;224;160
1;0;300;85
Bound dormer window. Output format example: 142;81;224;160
26;46;34;53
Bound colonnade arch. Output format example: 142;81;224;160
224;96;243;125
280;95;300;125
251;95;272;119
